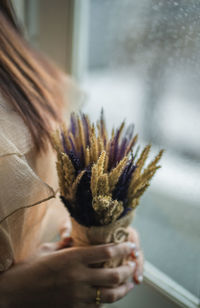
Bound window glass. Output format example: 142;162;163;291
82;0;200;297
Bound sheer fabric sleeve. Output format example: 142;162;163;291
0;77;85;271
0;97;55;224
0;224;13;272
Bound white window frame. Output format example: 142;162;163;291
144;262;200;308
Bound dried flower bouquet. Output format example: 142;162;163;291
51;111;163;267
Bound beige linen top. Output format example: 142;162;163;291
0;77;84;272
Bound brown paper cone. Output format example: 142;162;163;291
71;210;134;268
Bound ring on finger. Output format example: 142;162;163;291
96;287;101;305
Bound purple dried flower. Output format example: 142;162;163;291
70;113;77;136
81;113;90;147
75;169;99;226
61;131;68;154
68;150;81;174
112;159;136;203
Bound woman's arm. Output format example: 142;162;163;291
0;242;136;308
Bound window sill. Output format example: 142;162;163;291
144;261;200;308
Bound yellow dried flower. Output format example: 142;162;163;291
62;153;76;186
145;149;164;171
104;153;109;172
60;123;71;150
50;130;63;154
130;198;139;210
92;195;123;225
128;144;151;198
85;147;90;167
125;134;138;156
91;151;106;197
132;166;160;196
96;174;110;196
56;160;65;196
97;136;104;157
136;144;151;174
90;125;98;163
109;156;128;193
128;155;162;204
96;151;106;176
71;170;85;200
134;183;150;199
91;164;98;197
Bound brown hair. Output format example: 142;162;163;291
0;0;65;152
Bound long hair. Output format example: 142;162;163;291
0;0;65;152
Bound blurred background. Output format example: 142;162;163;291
14;0;200;306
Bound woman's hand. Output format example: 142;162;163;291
0;242;137;308
128;227;144;284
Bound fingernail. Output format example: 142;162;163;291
128;261;136;270
137;275;143;283
62;232;70;239
127;242;136;250
128;282;134;290
134;250;139;258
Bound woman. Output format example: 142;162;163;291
0;1;143;307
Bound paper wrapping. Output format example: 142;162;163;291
71;210;134;268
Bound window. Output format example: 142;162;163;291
80;0;200;299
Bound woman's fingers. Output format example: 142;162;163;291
128;227;144;284
60;222;71;240
87;262;136;287
91;281;134;304
128;227;140;258
37;237;73;257
79;242;136;265
79;281;134;306
133;250;144;284
57;237;73;249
